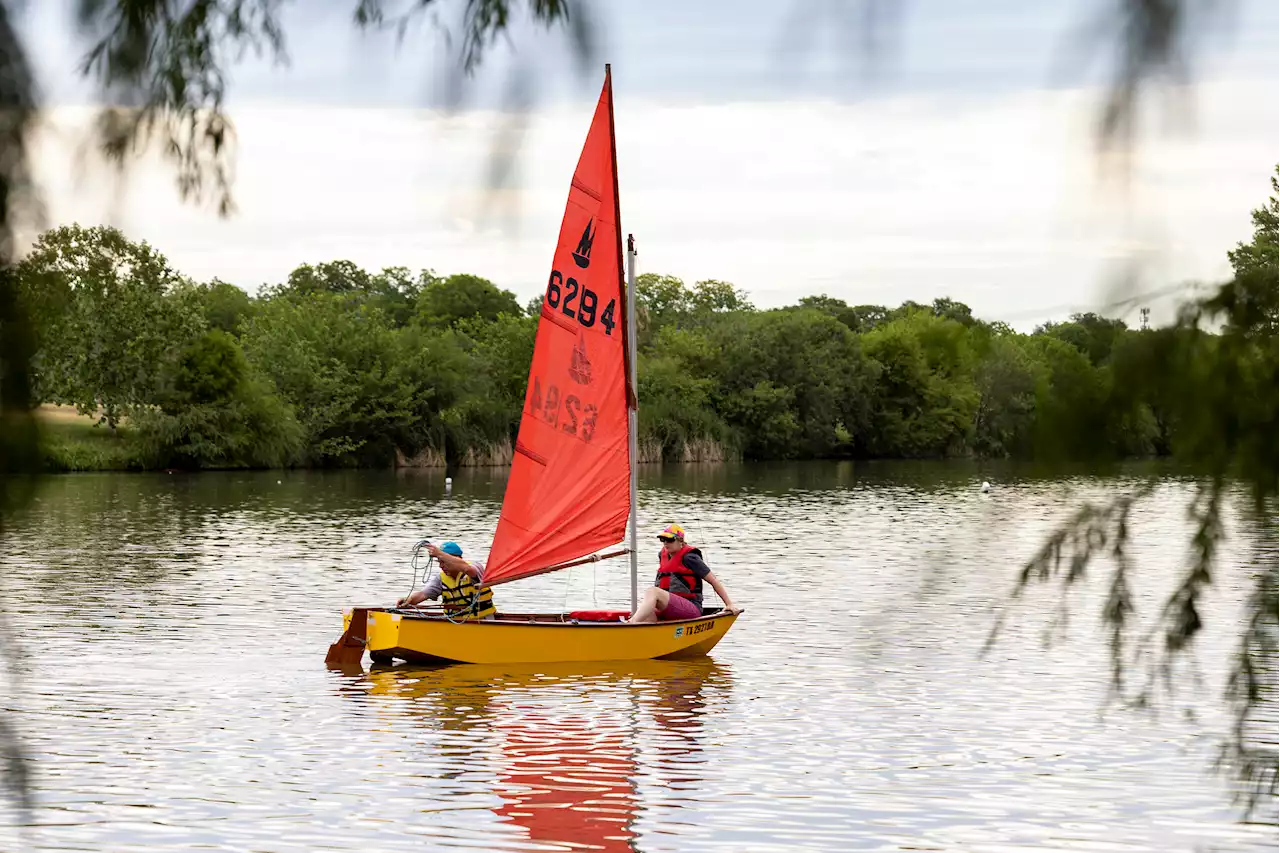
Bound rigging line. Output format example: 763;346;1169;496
988;281;1208;323
562;561;574;614
406;541;435;603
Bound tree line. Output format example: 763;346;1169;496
15;170;1276;474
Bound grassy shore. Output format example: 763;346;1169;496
32;405;529;472
32;405;730;472
36;405;150;471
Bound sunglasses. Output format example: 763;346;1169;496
657;535;677;542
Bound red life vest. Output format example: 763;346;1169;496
656;545;703;600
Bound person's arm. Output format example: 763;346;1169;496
682;552;738;613
397;588;427;608
428;547;482;580
397;575;442;607
703;571;738;613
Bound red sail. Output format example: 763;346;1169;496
483;69;631;586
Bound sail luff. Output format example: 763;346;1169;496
606;65;634;412
605;64;641;613
625;236;639;611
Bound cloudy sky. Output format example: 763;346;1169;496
18;0;1279;329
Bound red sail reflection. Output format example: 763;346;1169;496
340;660;731;851
494;712;637;852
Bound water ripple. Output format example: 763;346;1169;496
0;465;1273;851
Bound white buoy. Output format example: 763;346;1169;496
981;481;991;493
445;476;453;496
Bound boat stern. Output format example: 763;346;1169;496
366;609;406;655
327;608;409;665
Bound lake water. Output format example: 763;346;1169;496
0;463;1275;852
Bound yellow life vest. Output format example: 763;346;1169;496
439;567;496;620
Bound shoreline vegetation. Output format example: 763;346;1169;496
19;170;1275;475
37;404;724;471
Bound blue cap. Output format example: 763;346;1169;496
441;541;463;557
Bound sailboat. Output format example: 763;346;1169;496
325;66;741;666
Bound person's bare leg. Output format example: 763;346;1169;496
628;587;669;623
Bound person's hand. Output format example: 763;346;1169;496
426;544;444;559
395;597;407;608
720;606;741;616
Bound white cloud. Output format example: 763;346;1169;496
22;79;1277;329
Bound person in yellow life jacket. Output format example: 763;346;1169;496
627;523;739;624
395;541;497;620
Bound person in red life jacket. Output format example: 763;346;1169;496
626;523;739;623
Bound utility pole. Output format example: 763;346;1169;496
1139;307;1150;331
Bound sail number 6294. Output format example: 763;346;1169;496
546;271;616;336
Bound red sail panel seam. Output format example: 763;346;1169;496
571;179;602;202
538;304;581;333
514;442;548;466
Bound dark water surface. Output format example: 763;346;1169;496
0;462;1274;852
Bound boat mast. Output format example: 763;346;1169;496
605;62;640;612
626;234;639;611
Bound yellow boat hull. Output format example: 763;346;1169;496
340;608;740;665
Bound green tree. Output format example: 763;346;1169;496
1024;335;1111;459
416;273;521;329
17;224;205;427
793;294;879;334
635;272;693;346
280;260;372;296
193;279;254;335
134;330;304;468
888;299;928;321
265;261;426;327
931;297;976;327
1035;312;1129;366
707;309;875;459
369;266;426;327
690;279;753;314
1227;166;1279;279
448;312;539;449
241;293;472;465
861;313;979;457
971;335;1044;457
796;294;858;330
845;304;891;333
637;357;730;458
1107;326;1181;454
168;328;246;405
240;294;400;463
636;328;733;459
796;294;850;315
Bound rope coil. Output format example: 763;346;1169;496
407;538;489;624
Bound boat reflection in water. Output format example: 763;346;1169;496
339;658;732;851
